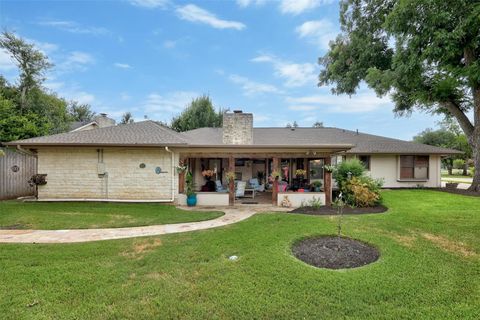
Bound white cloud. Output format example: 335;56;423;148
288;105;317;111
163;40;177;49
251;54;317;87
176;4;246;30
229;74;283;96
296;20;338;50
120;92;131;101
0;49;16;71
142;91;198;119
38;20;110;36
280;0;333;15
70;91;96;104
286;90;392;114
58;51;94;73
26;39;58;55
44;81;65;91
129;0;170;8
114;63;132;69
236;0;267;8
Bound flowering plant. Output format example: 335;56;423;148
270;170;281;179
295;169;307;176
175;159;188;174
201;169;215;178
225;171;236;183
323;164;336;173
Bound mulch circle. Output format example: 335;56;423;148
292;236;380;269
290;205;387;215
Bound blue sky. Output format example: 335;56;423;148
0;0;443;139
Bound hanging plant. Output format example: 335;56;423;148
323;164;336;173
175;159;188;174
225;171;236;183
271;170;281;179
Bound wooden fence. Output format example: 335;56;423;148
0;147;37;200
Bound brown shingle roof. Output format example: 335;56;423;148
7;122;461;155
180;127;461;154
7;121;187;146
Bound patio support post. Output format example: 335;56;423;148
178;158;185;194
228;155;235;206
272;157;279;206
324;156;332;206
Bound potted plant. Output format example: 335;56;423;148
201;169;214;181
185;172;197;206
312;180;322;192
295;169;307;179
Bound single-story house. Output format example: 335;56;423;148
5;111;460;207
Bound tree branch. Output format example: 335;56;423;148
441;100;474;137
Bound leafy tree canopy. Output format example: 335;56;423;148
69;102;95;122
120;112;134;124
319;0;480;191
171;95;223;132
0;32;82;142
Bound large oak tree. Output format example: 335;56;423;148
319;0;480;191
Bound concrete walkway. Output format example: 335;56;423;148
0;205;288;244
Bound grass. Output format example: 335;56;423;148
0;201;224;229
1;190;479;319
441;173;473;179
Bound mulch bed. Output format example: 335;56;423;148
433;188;480;198
292;236;380;269
290;205;387;215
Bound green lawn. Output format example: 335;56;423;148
441;173;473;179
1;190;479;319
0;201;224;229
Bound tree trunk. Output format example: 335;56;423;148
468;133;480;192
462;160;468;176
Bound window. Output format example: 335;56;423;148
400;155;429;180
358;155;371;170
309;159;324;180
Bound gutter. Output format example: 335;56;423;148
16;145;37;157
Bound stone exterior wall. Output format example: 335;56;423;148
37;147;178;200
222;112;253;145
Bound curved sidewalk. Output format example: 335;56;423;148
0;206;286;244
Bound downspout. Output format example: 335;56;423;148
164;146;175;203
16;145;37;157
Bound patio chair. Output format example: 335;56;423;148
215;180;228;193
235;181;246;198
248;178;265;192
277;181;288;192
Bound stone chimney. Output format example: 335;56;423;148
222;110;253;145
93;113;116;128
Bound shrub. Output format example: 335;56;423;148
453;159;465;169
333;159;365;186
300;196;323;209
343;176;383;207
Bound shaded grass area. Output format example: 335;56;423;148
1;190;479;319
0;201;223;229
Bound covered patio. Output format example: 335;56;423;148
176;148;347;207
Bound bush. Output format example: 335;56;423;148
333;159;365;186
453;159;465;169
343;176;383;207
333;159;383;207
300;196;323;209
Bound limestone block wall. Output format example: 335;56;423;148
37;147;178;200
222;112;253;145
